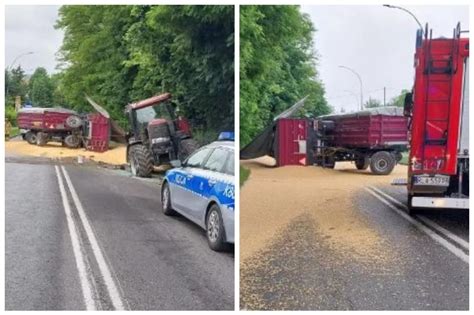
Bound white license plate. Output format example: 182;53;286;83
414;175;450;186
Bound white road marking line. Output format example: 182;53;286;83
365;187;469;264
60;166;125;310
55;166;96;310
370;186;469;251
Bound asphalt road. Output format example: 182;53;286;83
5;156;234;310
240;183;469;310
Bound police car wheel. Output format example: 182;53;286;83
161;182;175;215
206;204;228;251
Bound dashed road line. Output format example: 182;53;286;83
365;186;469;264
55;166;96;310
60;165;126;310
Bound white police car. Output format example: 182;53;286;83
161;134;234;251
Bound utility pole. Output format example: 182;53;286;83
383;87;386;106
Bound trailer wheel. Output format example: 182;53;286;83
393;151;403;163
370;151;395;175
129;144;154;177
36;132;49;146
25;131;37;145
323;156;335;169
66;115;83;129
64;135;81;148
178;138;199;161
355;156;370;170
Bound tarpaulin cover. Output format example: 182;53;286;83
240;122;277;160
18;107;77;115
318;106;404;120
240;97;308;160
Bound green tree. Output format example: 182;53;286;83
240;6;330;146
388;89;410;107
364;97;382;108
55;5;234;136
29;67;54;106
5;65;28;106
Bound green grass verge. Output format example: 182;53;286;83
8;127;20;138
240;165;250;187
399;151;409;165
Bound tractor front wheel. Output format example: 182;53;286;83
129;144;154;177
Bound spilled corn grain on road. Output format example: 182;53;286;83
240;156;468;310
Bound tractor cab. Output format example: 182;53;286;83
125;93;198;177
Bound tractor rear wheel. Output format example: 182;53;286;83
355;156;370;170
178;138;199;161
129;144;154;177
25;131;37;145
36;132;49;146
370;151;396;175
64;135;81;148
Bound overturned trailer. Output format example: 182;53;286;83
241;98;408;175
310;107;408;175
17;106;111;152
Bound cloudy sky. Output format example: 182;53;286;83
5;5;62;75
4;5;469;113
301;5;468;113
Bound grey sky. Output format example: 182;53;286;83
5;5;62;75
301;5;468;113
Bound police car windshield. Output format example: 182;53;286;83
204;148;228;172
135;104;173;124
186;148;212;167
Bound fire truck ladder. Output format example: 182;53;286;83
421;24;461;170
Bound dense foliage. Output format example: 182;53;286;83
29;67;54;107
55;5;234;137
240;5;330;146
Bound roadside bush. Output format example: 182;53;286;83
5;106;17;126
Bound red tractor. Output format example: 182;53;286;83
404;23;469;212
125;93;199;177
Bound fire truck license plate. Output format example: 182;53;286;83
414;175;450;186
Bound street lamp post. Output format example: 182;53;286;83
339;65;363;110
383;5;424;35
8;51;34;71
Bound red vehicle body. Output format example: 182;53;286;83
405;23;469;211
310;107;408;175
17;107;84;148
125;93;198;177
17;107;110;152
275;118;308;166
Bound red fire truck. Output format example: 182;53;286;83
404;23;469;213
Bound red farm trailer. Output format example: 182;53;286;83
17;107;110;152
404;23;469;212
17;107;83;148
309;107;408;175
